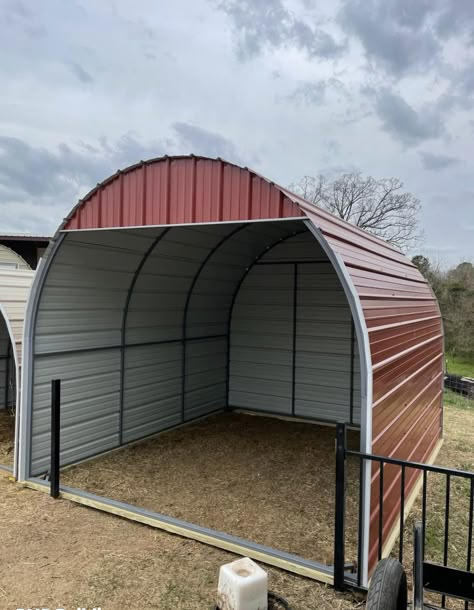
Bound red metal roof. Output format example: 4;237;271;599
62;155;443;571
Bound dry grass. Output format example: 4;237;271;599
0;408;15;466
0;474;362;609
62;412;361;569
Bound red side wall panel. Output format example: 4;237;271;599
63;156;443;574
302;203;443;572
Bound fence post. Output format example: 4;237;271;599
334;422;347;591
413;521;424;610
50;379;61;499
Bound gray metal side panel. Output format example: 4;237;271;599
123;223;301;438
185;337;227;419
122;342;182;444
230;235;360;424
295;263;358;423
30;230;158;475
229;263;294;414
31;348;121;474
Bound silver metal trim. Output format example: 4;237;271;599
304;219;373;586
60;217;307;233
18;234;66;481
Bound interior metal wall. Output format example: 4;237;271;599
31;229;156;473
122;222;302;443
29;220;360;475
229;232;359;423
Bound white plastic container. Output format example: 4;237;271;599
217;557;268;610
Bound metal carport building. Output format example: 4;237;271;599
0;245;34;473
18;156;444;584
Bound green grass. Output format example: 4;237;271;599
444;389;473;410
445;354;474;378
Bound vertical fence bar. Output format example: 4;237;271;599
399;464;406;564
334;423;347;591
413;522;424;610
357;458;363;587
422;470;427;560
465;479;474;610
378;460;384;561
50;379;61;499
441;474;451;608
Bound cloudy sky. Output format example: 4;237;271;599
0;0;473;264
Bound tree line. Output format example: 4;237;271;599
291;171;473;364
412;256;474;363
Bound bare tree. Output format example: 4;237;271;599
290;173;422;251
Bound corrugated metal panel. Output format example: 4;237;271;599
122;343;182;444
0;244;30;269
300;203;443;570
230;263;293;414
295;262;359;424
30;230;158;474
123;222;302;437
0;247;33;415
31;348;120;473
230;235;360;423
64;157;304;230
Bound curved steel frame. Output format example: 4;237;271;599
18;234;66;481
304;220;372;585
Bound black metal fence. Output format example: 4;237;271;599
334;423;474;608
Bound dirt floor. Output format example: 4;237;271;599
62;412;361;568
0;474;362;610
1;403;471;608
0;408;15;466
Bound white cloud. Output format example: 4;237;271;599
0;0;472;263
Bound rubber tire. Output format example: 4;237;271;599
366;558;408;610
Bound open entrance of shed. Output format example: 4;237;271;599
24;218;368;581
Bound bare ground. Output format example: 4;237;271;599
0;408;15;466
62;412;361;568
0;474;362;609
2;405;470;608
